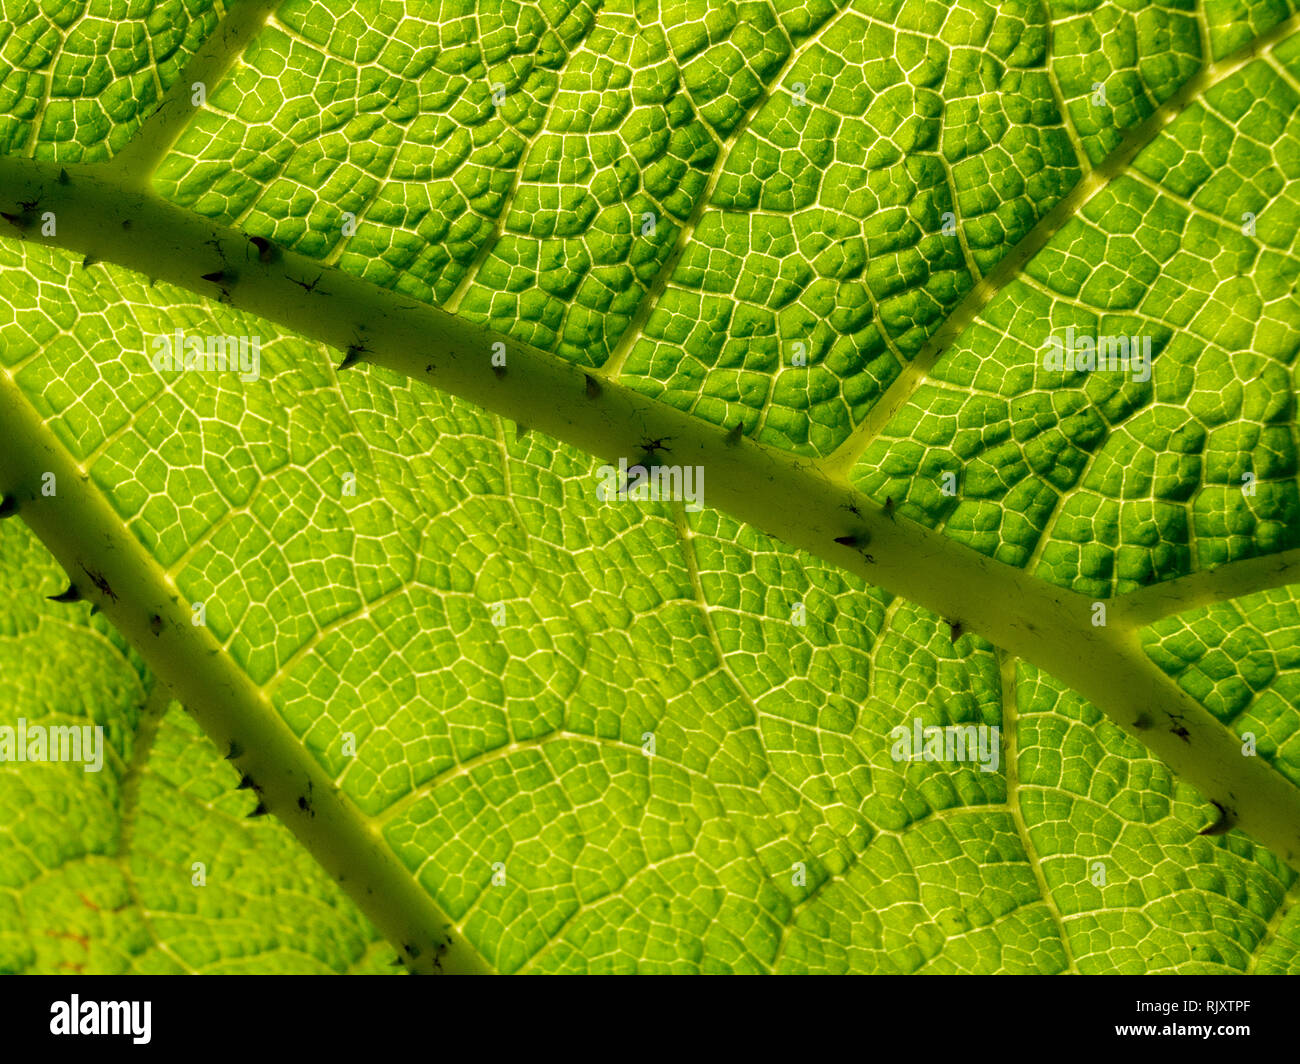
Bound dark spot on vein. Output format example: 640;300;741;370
338;339;370;370
639;436;672;457
289;273;326;295
80;564;116;602
249;236;276;263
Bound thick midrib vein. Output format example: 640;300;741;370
820;9;1300;478
3;154;1300;869
1112;547;1300;628
0;367;491;975
3;4;1294;976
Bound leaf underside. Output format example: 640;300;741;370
1;0;1299;974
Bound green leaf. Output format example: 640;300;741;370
1;0;1299;973
0;518;399;973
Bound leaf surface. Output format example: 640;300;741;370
1;0;1299;973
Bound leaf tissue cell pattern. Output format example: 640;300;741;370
0;0;1298;974
1142;585;1300;789
0;0;227;162
847;41;1300;597
0;517;400;973
153;0;720;366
